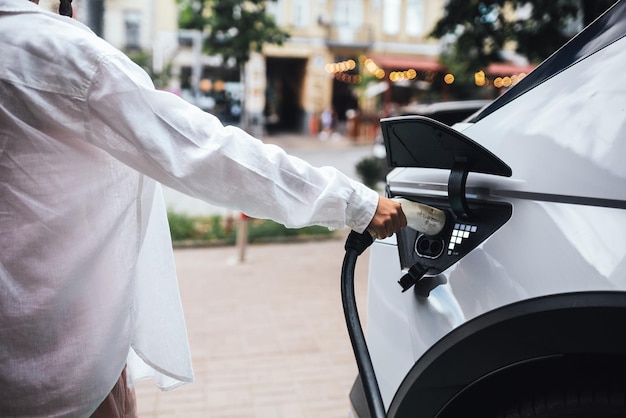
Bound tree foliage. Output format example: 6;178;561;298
176;0;290;67
430;0;616;81
125;49;173;89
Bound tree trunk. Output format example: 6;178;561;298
239;64;248;132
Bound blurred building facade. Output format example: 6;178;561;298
62;0;450;138
59;0;529;139
261;0;448;138
51;0;180;70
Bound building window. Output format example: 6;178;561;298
124;10;141;50
267;0;285;26
382;0;401;35
406;0;424;37
292;0;309;27
333;0;363;28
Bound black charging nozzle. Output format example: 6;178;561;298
398;263;429;292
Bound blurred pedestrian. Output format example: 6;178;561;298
319;107;334;140
0;0;406;416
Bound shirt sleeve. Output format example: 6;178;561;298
83;53;378;233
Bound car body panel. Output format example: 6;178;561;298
465;36;626;204
360;1;626;415
367;199;626;409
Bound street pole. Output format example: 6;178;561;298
237;213;249;263
244;52;266;138
85;0;104;37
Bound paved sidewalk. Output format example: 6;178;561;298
261;132;365;150
134;235;371;417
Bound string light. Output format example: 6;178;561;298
363;58;386;79
475;70;486;87
389;69;417;82
325;57;529;88
324;59;357;74
491;72;527;88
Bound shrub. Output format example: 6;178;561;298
167;211;335;245
356;156;385;190
246;219;333;243
167;212;197;241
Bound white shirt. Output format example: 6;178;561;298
0;1;379;416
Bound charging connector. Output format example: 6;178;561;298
394;197;446;237
415;234;445;259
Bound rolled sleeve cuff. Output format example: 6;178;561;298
344;180;379;233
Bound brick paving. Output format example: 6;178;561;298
134;235;371;417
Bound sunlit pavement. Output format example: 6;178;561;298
134;234;371;417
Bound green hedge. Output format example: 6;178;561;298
167;212;335;245
356;156;385;190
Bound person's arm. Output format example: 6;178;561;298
84;52;404;234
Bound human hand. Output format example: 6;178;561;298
366;196;407;239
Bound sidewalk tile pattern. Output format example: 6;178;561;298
134;238;371;417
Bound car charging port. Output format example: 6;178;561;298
415;234;445;259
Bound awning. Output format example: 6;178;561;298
486;62;535;76
368;54;444;72
367;54;535;78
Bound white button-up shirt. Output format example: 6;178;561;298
0;1;378;415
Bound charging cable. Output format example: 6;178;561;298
342;230;387;418
341;199;446;417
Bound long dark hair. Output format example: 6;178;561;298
59;0;72;17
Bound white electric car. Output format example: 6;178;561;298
349;1;626;417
